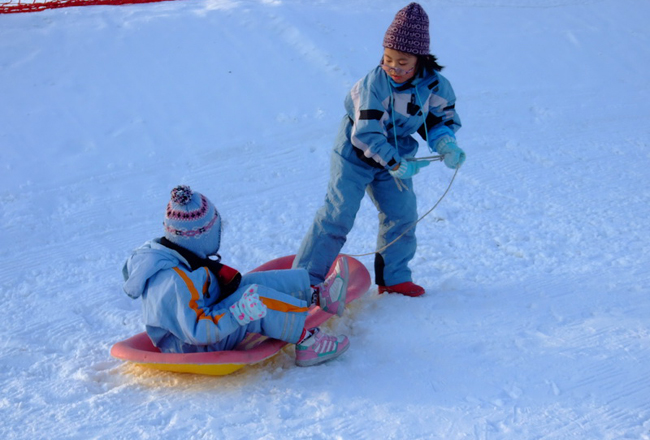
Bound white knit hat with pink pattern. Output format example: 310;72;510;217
163;185;222;258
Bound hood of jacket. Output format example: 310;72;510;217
121;239;190;299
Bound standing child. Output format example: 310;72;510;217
122;185;350;367
293;2;465;297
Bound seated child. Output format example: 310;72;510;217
122;185;350;367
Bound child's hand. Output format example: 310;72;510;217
389;158;430;179
435;136;466;169
229;286;267;325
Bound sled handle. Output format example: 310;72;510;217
405;155;444;163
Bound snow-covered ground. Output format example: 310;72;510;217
1;0;650;438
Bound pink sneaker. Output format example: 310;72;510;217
316;256;349;317
295;328;350;367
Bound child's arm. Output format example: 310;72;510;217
346;74;402;170
151;267;242;347
418;74;462;150
418;75;465;169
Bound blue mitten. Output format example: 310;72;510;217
229;286;267;325
435;136;466;169
388;158;431;179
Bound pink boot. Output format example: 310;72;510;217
315;256;349;316
295;328;350;367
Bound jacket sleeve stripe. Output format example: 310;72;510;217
202;267;210;296
417;112;445;138
172;266;225;325
359;109;384;120
259;296;310;314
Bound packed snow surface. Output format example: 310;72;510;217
1;0;650;438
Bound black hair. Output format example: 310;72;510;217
417;54;444;74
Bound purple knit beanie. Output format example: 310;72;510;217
383;2;430;56
163;185;222;258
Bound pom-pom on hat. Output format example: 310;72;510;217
163;185;222;259
383;2;430;56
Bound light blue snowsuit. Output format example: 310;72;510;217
293;66;461;286
122;239;311;353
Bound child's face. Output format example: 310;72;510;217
381;48;418;83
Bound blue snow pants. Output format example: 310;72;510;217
293;134;418;286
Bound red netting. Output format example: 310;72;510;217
1;0;177;14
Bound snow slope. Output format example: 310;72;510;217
1;0;650;438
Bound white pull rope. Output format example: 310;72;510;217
347;164;460;257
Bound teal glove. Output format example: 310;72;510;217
229;286;267;325
435;136;466;169
388;158;431;179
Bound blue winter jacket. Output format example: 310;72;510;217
340;66;461;169
122;239;247;352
